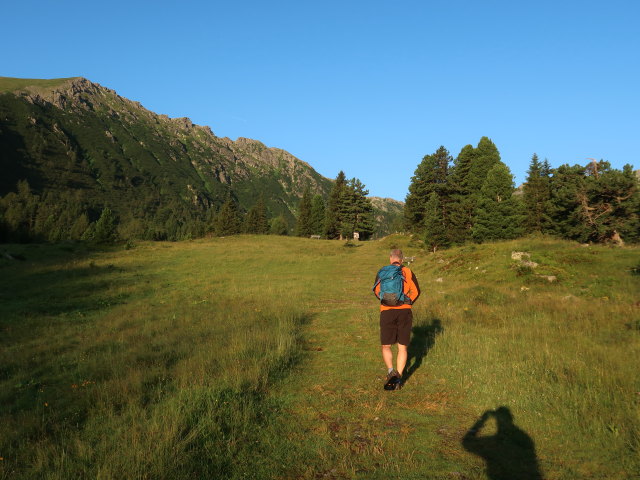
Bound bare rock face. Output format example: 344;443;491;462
608;230;625;247
511;251;538;268
172;117;194;130
537;275;557;283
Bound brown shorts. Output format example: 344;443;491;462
380;309;413;346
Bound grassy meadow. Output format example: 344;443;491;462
1;235;638;479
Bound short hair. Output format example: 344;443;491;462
389;249;404;261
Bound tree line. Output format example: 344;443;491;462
294;171;375;240
0;171;376;244
405;137;639;250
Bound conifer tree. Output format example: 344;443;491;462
214;198;241;236
447;144;480;244
244;196;269;234
523;153;552;234
310;194;325;236
83;206;119;244
449;144;476;196
580;161;639;243
548;164;588;240
472;163;523;242
467;137;502;194
341;178;375;240
324;171;347;239
423;192;448;252
295;187;313;237
270;215;288;235
403;146;452;232
447;138;503;244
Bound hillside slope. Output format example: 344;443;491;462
0;76;333;229
1;236;638;478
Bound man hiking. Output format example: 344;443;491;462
372;249;421;390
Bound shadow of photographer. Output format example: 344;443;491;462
403;318;443;383
462;406;543;480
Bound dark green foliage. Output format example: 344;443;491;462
0;79;338;243
544;160;639;243
91;207;119;244
310;195;325;237
449;144;476;196
244;196;269;235
468;137;502;194
548;164;587;240
406;137;638;249
295;187;313;237
404;146;452;232
423;192;449;251
323;172;374;240
270;215;288;236
324;171;347;239
472;163;524;242
0;180;40;242
214;199;242;236
523;153;553;234
341;178;375;240
447;144;482;243
405;139;505;246
579;161;639;243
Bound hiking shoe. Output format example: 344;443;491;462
393;378;404;390
384;370;400;390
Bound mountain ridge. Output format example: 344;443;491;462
0;76;403;240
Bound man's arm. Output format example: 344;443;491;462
372;273;381;299
405;268;421;304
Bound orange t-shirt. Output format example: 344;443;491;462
373;264;421;311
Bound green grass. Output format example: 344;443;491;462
0;77;78;93
1;235;638;479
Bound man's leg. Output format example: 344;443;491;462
381;344;393;370
396;343;408;376
396;309;413;377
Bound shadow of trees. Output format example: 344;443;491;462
403;317;443;383
462;406;543;480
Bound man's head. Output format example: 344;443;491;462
389;249;404;264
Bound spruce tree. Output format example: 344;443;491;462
295;187;313;237
548;164;588;241
449;144;476;196
448;138;503;244
244;196;269;234
447;144;480;244
324;171;347;239
341;178;375;240
403;146;452;232
523;153;552;234
467;137;502;194
93;207;119;244
472;163;523;242
214;198;241;236
310;194;326;236
423;192;448;252
270;215;288;235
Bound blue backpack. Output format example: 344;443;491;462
374;264;409;306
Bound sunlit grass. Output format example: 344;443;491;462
1;235;638;479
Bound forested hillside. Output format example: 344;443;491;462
0;77;339;242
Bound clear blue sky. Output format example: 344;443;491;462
5;0;639;201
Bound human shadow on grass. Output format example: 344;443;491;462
462;406;543;480
403;318;443;383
